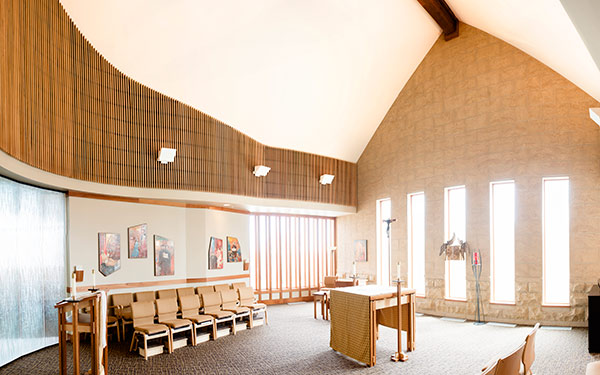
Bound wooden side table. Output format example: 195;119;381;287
313;291;328;320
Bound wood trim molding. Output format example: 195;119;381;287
0;0;357;207
68;190;251;214
68;274;250;293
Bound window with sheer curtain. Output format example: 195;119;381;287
444;186;466;301
250;215;335;302
0;176;66;367
543;177;570;306
490;181;515;304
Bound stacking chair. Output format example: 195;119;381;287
129;301;171;360
231;282;247;291
155;298;193;351
106;304;121;342
179;294;216;344
213;284;231;293
196;286;214;296
238;286;268;327
521;323;540;375
321;276;338;291
221;290;251;330
202;291;236;336
135;291;156;302
157;289;177;300
111;293;133;340
177;287;195;299
482;343;525;375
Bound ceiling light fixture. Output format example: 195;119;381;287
253;165;271;177
157;147;177;164
591;108;600;127
319;174;335;185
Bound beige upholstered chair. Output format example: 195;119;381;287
106;305;121;342
238;286;268;326
135;291;156;302
321;276;338;290
521;323;540;375
232;282;247;291
129;301;171;360
196;286;214;296
155;298;193;351
213;283;231;293
177;287;195;299
179;294;216;343
484;343;525;375
111;292;133;340
202;291;236;335
157;289;177;300
587;361;600;375
221;290;251;327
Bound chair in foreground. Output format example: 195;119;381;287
213;283;231;293
238;286;268;327
196;286;214;296
221;290;251;331
482;342;525;375
129;301;171;360
521;323;540;375
202;291;236;337
179;295;215;344
177;287;195;299
155;298;193;351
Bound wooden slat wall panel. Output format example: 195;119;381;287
0;0;357;207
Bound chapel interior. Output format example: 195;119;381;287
1;0;600;374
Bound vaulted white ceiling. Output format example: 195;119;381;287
59;0;600;163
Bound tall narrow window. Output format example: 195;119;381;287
445;186;466;300
408;192;426;296
490;181;515;304
377;198;392;286
543;177;570;306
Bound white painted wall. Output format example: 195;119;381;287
68;197;251;289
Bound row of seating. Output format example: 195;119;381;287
107;283;267;359
480;323;539;375
108;282;252;340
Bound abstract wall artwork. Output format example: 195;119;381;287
227;236;242;263
208;237;224;270
154;235;174;276
354;239;368;262
98;232;121;276
128;223;147;258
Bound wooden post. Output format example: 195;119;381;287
391;280;408;362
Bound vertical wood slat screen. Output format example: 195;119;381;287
0;0;357;207
251;215;335;302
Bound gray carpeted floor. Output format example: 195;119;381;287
1;302;599;374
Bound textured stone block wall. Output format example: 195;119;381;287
337;23;600;326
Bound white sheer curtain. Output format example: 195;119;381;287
0;176;66;367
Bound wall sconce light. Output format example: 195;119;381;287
253;165;271;177
319;174;335;185
157;147;177;164
591;108;600;127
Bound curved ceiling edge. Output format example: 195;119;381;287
0;0;357;207
0;150;355;217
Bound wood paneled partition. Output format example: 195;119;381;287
0;0;357;207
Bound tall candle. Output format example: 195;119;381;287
71;272;76;299
92;268;96;289
397;262;401;280
352;261;356;276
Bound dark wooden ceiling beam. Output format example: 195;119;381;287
416;0;459;41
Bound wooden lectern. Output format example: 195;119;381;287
55;293;107;375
